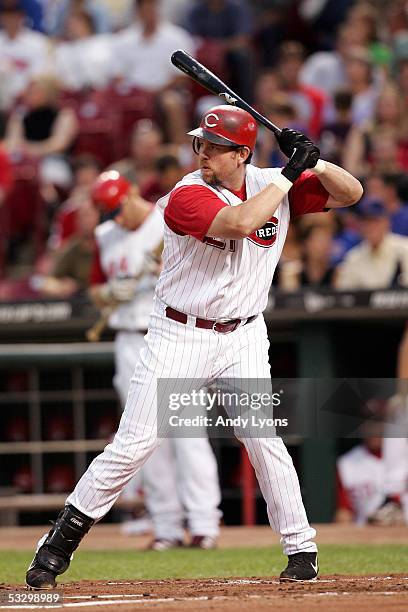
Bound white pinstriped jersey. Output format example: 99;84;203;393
156;165;290;319
95;208;163;330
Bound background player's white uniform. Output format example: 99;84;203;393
92;207;221;541
382;396;408;524
337;444;386;525
67;164;323;555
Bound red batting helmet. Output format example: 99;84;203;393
188;105;257;151
91;171;131;212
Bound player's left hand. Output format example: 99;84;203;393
108;277;139;302
276;128;316;159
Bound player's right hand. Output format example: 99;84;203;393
276;128;314;158
281;141;320;183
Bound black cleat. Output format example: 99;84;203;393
26;566;57;590
25;505;94;590
279;552;319;582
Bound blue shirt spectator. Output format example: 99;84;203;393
185;0;252;39
22;0;43;31
364;174;408;236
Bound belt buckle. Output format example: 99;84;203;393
213;318;238;334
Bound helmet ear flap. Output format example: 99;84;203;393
192;136;200;155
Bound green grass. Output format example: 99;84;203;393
2;545;408;585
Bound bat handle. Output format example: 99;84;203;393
86;315;109;342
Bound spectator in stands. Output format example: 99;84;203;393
293;0;354;52
55;8;114;91
335;200;408;290
345;2;379;52
112;0;194;145
140;154;183;203
109;119;164;190
43;0;110;36
274;41;327;139
364;174;408;236
396;56;408;107
252;0;286;67
20;0;43;32
300;24;357;96
46;154;102;253
0;112;14;207
160;0;191;26
343;81;408;177
342;46;379;127
0;0;52;107
32;197;98;297
336;435;387;525
319;89;353;166
94;0;135;31
4;75;79;163
254;69;282;117
185;0;254;102
256;94;305;169
278;222;336;292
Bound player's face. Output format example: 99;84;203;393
196;139;248;186
361;216;389;248
116;187;144;230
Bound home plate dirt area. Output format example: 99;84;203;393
1;524;407;611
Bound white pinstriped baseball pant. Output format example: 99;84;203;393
113;330;221;540
67;297;317;555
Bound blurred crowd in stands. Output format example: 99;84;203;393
0;0;407;301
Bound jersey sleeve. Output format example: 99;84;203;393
164;185;228;241
89;245;107;285
289;170;329;218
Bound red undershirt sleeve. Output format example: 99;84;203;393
289;170;330;218
164;185;228;241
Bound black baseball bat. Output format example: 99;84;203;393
171;49;282;136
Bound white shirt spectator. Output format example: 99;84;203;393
55;34;115;91
336;233;408;290
350;84;379;127
112;21;194;91
300;51;347;96
0;27;52;103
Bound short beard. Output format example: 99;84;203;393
201;170;222;187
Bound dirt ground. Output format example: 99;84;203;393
1;524;407;611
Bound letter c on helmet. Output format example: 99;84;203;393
204;113;219;128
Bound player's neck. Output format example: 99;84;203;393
221;166;246;192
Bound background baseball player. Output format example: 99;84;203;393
26;105;363;588
89;171;221;549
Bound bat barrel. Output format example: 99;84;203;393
171;50;281;136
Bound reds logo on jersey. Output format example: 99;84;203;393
248;217;278;248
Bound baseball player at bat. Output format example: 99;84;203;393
26;106;363;588
87;171;221;550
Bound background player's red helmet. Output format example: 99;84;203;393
91;171;131;212
188;105;257;151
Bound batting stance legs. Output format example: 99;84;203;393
114;331;221;543
26;299;316;588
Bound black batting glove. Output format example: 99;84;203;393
281;142;320;183
276;127;315;158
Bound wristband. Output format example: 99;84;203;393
274;171;294;193
312;159;326;175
